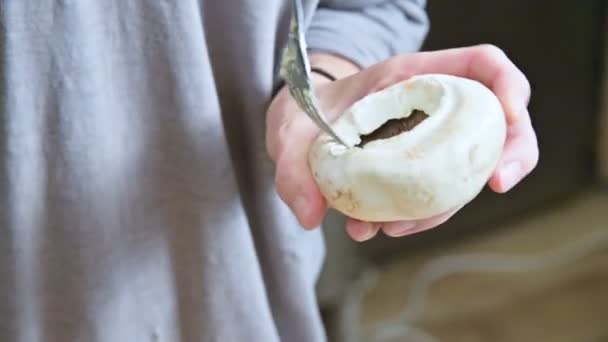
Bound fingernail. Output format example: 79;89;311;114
385;221;417;237
499;161;522;192
353;222;374;241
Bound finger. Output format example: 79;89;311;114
488;111;539;193
379;220;417;238
345;218;382;242
382;206;462;238
274;115;327;229
375;44;530;125
467;45;531;125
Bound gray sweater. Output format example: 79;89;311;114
0;1;428;341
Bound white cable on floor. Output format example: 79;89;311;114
339;228;608;342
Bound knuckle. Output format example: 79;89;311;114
274;166;291;202
373;55;414;91
274;157;289;188
474;44;532;104
476;43;507;60
265;136;278;162
393;55;418;78
274;155;300;205
390;55;409;71
381;55;403;71
268;119;293;163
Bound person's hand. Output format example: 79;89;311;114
266;45;539;242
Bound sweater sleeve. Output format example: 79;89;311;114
306;0;430;68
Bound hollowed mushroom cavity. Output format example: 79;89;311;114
356;109;429;148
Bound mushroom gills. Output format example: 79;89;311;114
356;109;429;148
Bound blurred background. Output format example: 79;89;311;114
316;1;608;341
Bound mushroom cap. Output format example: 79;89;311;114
308;74;507;222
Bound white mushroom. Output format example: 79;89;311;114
308;74;507;222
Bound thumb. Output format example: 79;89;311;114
274;115;327;229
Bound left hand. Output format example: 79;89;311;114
266;45;539;242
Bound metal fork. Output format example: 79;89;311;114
279;0;348;147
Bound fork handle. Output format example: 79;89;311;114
271;68;336;99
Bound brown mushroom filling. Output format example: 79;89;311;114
356;109;429;148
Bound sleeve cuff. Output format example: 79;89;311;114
306;1;429;69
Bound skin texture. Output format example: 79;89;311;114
266;45;539;242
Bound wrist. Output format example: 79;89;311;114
270;53;360;100
310;67;337;83
310;69;335;87
309;53;361;80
